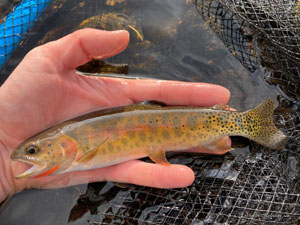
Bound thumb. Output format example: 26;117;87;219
44;28;130;70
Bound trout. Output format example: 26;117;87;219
11;99;287;178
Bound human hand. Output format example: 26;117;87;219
0;29;230;202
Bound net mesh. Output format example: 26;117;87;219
69;153;299;225
0;0;299;224
193;1;300;222
195;0;300;98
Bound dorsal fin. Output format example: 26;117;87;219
70;100;167;122
135;100;167;107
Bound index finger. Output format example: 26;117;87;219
124;79;231;106
95;77;231;107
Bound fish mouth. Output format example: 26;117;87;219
15;164;47;179
11;157;47;179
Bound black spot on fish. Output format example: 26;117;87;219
148;116;157;125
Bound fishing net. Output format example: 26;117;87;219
195;0;300;99
0;0;299;225
0;0;51;73
67;152;299;225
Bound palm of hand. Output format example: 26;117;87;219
0;29;230;202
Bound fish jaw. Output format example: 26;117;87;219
11;155;49;179
15;164;47;179
14;161;61;179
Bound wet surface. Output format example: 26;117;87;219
0;0;299;224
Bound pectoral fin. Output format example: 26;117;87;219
149;149;170;166
77;147;99;163
77;138;109;163
129;100;166;110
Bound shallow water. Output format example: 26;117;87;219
0;0;299;224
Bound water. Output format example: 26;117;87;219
0;0;299;224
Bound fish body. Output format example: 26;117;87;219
11;99;287;178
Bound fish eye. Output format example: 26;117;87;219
25;144;40;155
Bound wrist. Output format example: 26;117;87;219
0;142;16;203
0;87;27;148
0;93;26;202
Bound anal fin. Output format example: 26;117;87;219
149;149;170;166
202;136;233;152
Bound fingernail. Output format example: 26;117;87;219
111;30;126;34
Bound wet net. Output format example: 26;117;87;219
68;152;299;225
196;0;300;99
0;0;299;225
194;2;300;222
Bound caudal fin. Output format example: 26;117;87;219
242;99;287;150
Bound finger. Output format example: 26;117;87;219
125;80;230;106
43;29;130;70
101;78;230;106
106;160;195;188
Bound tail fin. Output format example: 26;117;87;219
242;99;287;150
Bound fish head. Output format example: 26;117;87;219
11;134;78;179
